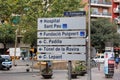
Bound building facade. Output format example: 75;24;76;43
90;0;112;19
84;0;120;32
83;0;120;56
112;0;120;21
112;0;120;33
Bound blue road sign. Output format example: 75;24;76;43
64;11;86;17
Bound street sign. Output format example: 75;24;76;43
38;17;86;30
37;16;86;61
105;47;113;52
37;54;86;60
37;46;86;53
37;30;86;38
64;11;86;17
37;38;86;46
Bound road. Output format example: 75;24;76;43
0;60;120;80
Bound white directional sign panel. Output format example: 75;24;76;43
37;30;86;38
37;38;86;46
38;46;86;53
37;16;86;61
38;17;86;30
37;54;86;60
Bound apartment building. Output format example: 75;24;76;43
90;0;112;19
84;0;120;21
83;0;120;52
83;0;112;20
112;0;120;24
84;0;120;31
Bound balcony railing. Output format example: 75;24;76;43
91;12;112;18
114;17;120;24
114;0;120;3
91;1;112;8
113;5;120;13
114;8;120;13
91;1;111;5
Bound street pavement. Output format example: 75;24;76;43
0;60;120;80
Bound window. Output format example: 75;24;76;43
92;8;99;14
103;9;108;15
91;0;98;3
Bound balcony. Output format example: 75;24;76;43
114;0;120;3
114;8;120;13
91;1;112;7
91;12;112;18
114;17;120;24
113;6;120;13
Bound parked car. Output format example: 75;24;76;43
0;55;12;70
93;54;104;63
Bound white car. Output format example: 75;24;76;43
0;55;12;70
93;54;105;63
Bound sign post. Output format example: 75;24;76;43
88;0;92;80
68;61;72;80
63;11;86;80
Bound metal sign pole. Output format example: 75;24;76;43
68;61;72;80
88;0;91;80
32;54;34;74
39;61;41;75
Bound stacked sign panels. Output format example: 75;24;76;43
37;17;86;60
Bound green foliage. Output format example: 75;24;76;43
41;67;52;74
0;24;16;44
21;0;86;45
91;18;120;50
72;61;86;73
0;0;86;47
11;16;20;25
42;0;86;17
22;27;37;46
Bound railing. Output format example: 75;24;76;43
113;8;120;13
114;0;120;3
91;12;111;18
114;17;120;24
92;12;111;16
91;1;111;5
91;1;112;7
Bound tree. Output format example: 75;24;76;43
91;18;120;51
0;24;16;54
0;0;87;48
0;0;30;53
21;0;86;46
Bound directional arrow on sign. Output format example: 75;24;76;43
39;48;43;51
39;33;42;35
39;55;42;58
39;41;42;43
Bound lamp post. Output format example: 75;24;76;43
13;29;18;66
12;14;20;66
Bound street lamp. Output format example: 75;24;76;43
13;29;18;66
12;14;20;66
